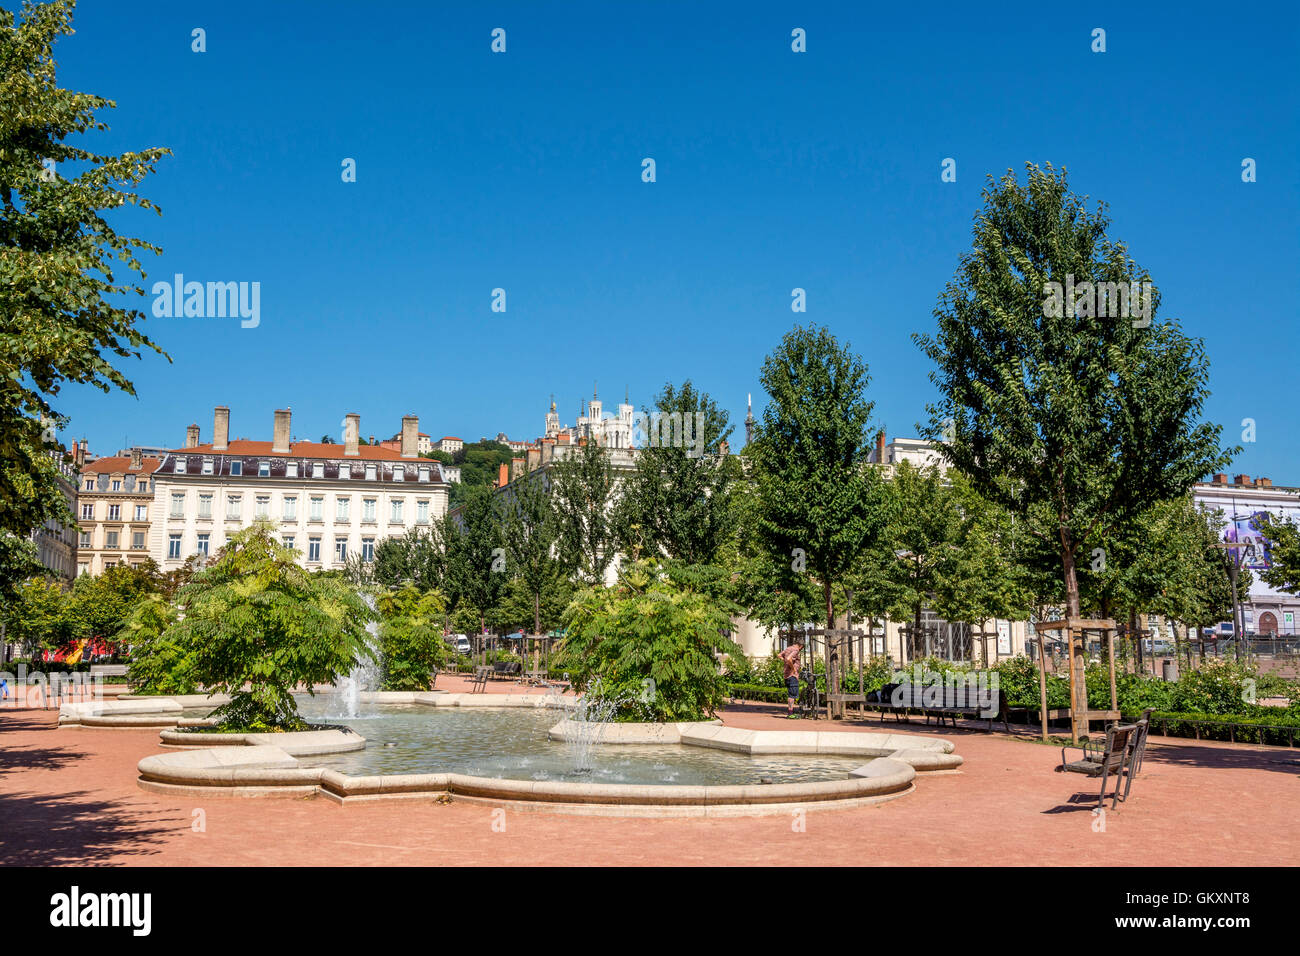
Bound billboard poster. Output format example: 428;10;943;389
1223;511;1274;570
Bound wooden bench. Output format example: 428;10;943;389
1056;722;1138;811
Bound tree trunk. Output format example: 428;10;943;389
823;579;835;718
1059;535;1088;742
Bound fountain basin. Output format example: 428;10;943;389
159;725;365;756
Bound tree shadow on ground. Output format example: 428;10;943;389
1140;740;1300;776
0;788;179;865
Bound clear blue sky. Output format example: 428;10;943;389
49;1;1300;478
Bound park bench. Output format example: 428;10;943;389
89;664;128;678
490;662;522;680
1056;722;1137;811
864;682;1011;732
470;666;491;693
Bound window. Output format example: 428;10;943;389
393;465;405;482
230;461;243;476
390;499;404;523
139;481;147;493
335;538;348;562
171;493;186;518
283;496;297;520
202;458;214;475
132;531;145;550
256;496;270;517
362;498;376;522
226;494;241;519
336;497;351;521
196;533;210;557
198;494;212;518
168;535;182;559
417;500;429;524
80;503;94;521
78;563;90;577
134;504;148;521
308;537;321;562
99;530;115;550
338;464;350;481
174;457;187;473
312;462;325;479
310;496;323;521
84;479;94;491
111;479;121;491
107;504;121;521
79;532;91;548
362;538;375;562
258;460;270;477
286;461;299;479
282;535;296;552
365;464;377;481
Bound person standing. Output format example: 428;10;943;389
778;641;803;718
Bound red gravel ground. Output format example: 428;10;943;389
2;676;1297;867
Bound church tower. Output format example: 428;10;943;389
545;395;560;439
745;393;755;447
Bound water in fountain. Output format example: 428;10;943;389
338;595;383;718
564;678;641;773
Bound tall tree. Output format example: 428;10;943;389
749;324;890;637
502;466;564;635
550;437;617;585
613;380;739;566
915;163;1231;622
443;485;505;632
0;0;169;596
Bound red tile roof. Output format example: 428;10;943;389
166;440;410;461
82;456;163;475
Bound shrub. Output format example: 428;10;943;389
1171;658;1260;715
120;594;193;695
170;523;374;731
561;560;741;721
377;585;448;692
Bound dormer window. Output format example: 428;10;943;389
338;464;350;480
286;461;299;479
174;457;187;473
230;460;243;476
201;458;214;475
393;465;405;482
312;462;325;479
258;461;270;477
418;467;429;482
365;464;377;481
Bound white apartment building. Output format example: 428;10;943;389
434;436;464;454
149;407;450;572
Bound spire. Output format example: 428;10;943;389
745;392;755;447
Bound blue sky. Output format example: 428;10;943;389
49;1;1300;477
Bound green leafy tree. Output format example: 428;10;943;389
502;467;564;635
443;485;505;633
371;524;446;592
550;437;617;585
915;163;1232;624
63;559;160;645
1;573;68;655
167;522;373;730
376;584;448;691
0;0;169;597
120;593;190;694
749;324;889;632
561;560;741;721
613;380;739;566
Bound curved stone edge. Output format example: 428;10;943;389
136;748;920;816
547;718;722;744
158;726;365;755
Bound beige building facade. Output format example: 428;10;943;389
76;447;161;576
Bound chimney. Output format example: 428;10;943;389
272;408;291;454
186;423;200;448
130;447;143;470
213;406;230;452
1212;473;1228;485
497;462;509;487
1233;474;1252;487
344;413;361;457
401;415;418;459
1258;477;1272;488
876;431;887;463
